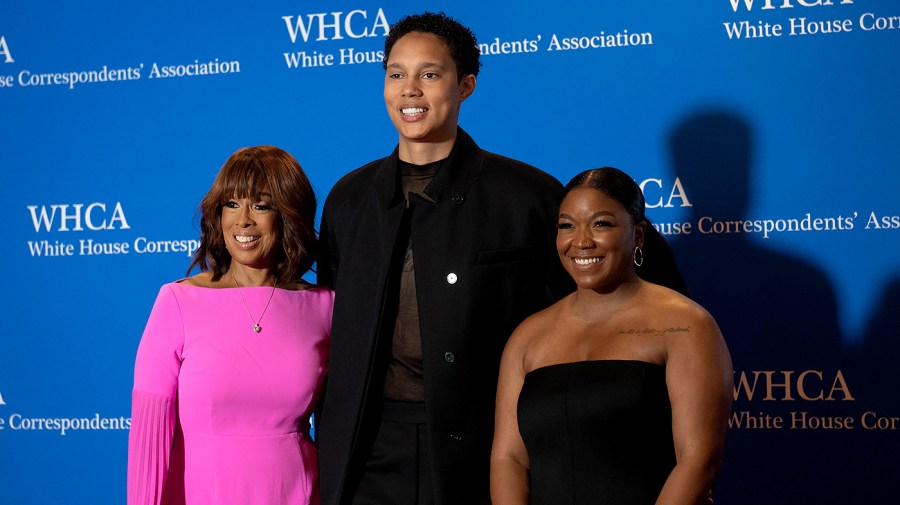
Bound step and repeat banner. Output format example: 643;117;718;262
2;0;898;503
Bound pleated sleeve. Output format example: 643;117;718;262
127;284;185;505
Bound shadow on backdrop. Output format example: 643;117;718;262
666;110;842;367
840;277;900;496
859;276;900;390
665;110;858;503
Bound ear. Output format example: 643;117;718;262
634;220;647;249
459;74;476;102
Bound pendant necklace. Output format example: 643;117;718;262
231;271;277;333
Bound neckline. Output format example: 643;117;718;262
172;279;318;292
525;359;664;378
399;158;444;176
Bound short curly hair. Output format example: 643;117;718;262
383;11;481;80
188;146;318;284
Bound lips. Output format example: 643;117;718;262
400;106;427;121
234;235;259;245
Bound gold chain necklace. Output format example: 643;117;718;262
231;271;277;333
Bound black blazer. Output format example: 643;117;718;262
317;128;572;505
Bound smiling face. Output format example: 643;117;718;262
221;192;281;276
383;31;476;160
557;187;645;292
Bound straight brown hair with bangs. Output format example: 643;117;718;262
188;145;318;283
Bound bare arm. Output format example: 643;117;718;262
656;310;733;505
490;325;533;505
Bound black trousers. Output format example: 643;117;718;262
349;401;434;505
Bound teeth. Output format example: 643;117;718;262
574;257;600;265
402;107;426;114
235;236;258;243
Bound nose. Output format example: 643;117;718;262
236;205;255;227
402;78;422;98
573;227;594;249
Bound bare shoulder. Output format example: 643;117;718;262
180;271;218;288
643;282;713;320
505;297;567;355
641;283;722;344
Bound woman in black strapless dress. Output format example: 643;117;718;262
491;168;732;505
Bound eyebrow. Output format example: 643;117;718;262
558;211;617;220
386;61;447;71
229;192;273;200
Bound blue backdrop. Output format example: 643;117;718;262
2;1;898;503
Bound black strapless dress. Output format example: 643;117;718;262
517;360;675;505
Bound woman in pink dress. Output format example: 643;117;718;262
127;146;332;505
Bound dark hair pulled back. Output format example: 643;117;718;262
563;167;689;296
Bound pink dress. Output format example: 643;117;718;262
127;282;332;505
